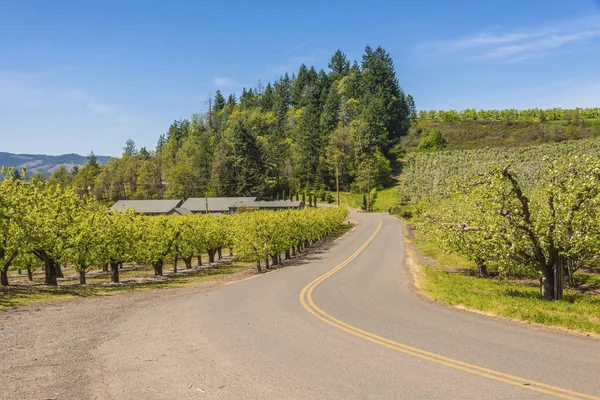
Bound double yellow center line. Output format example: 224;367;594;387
299;219;599;400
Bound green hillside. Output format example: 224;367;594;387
402;117;600;152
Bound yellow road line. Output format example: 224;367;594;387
299;218;600;400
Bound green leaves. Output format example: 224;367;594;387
415;154;600;298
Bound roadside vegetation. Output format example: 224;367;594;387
405;232;600;335
397;132;600;333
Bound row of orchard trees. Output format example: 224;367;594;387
414;155;600;300
0;169;348;286
416;108;600;123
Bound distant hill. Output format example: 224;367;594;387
0;152;110;176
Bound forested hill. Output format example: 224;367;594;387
403;107;600;151
0;152;109;177
57;46;415;202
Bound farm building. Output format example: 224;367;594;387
109;199;186;215
110;198;305;216
181;197;257;214
228;199;304;212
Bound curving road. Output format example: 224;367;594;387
88;212;600;399
3;212;600;399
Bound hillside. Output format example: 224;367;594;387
402;118;600;151
0;152;110;176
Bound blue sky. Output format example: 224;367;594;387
1;0;599;156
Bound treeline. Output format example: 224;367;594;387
43;46;412;202
416;108;600;123
0;170;347;286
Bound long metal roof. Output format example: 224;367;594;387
181;197;257;212
230;200;304;209
110;199;183;214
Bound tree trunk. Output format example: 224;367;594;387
271;254;279;266
119;262;123;270
541;272;555;300
217;247;222;260
110;262;120;283
256;260;262;273
475;259;488;276
153;260;163;276
44;258;58;286
265;258;270;270
173;257;178;273
208;249;216;263
197;254;202;267
17;268;21;275
291;246;296;257
184;257;192;269
79;269;87;285
27;267;33;281
102;263;109;272
336;164;340;206
229;248;233;257
55;264;64;279
285;250;291;260
1;269;8;286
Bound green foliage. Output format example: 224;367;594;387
418;129;447;152
59;46;410;202
414;155;600;299
401;136;600;204
417;107;600;123
404;113;600;152
0;172;348;284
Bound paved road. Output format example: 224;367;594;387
86;212;600;400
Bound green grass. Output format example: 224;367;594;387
413;238;475;270
0;262;250;310
331;186;401;212
422;267;600;334
410;233;600;335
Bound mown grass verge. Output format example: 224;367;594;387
405;224;600;335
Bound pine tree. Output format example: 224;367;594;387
328;50;350;78
360;46;409;153
214;90;226;112
123;139;137;157
261;83;274;111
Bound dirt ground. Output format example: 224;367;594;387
0;267;256;400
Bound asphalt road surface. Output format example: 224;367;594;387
3;212;600;399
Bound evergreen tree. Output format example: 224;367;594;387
328;49;350;78
123;139;137;157
214;90;226;112
227;94;237;107
360;46;409;152
261;83;274;111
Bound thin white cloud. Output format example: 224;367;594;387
213;76;235;87
421;16;600;61
58;89;92;102
86;102;116;115
59;88;119;115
